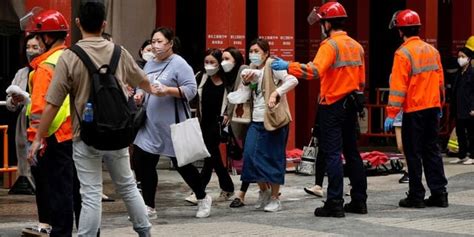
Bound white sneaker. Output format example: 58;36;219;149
304;185;324;197
255;189;271;209
216;191;234;202
196;194;212;218
449;157;469;164
264;198;282;212
25;223;51;234
146;206;157;220
462;158;473;165
185;192;198;205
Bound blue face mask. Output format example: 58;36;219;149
249;53;262;66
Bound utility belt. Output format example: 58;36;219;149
344;90;366;118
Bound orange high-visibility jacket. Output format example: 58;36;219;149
27;45;72;142
386;37;444;118
288;31;365;105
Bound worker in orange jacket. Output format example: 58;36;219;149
384;9;448;209
272;2;367;217
23;9;81;236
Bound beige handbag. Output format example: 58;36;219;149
262;58;291;131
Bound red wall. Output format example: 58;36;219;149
406;0;438;47
259;0;296;149
156;0;176;30
451;0;474;55
206;0;246;53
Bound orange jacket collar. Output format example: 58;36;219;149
322;31;347;44
402;36;421;46
29;45;67;69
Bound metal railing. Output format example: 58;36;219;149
362;88;451;138
0;100;18;188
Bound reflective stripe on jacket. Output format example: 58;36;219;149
386;37;444;118
288;31;365;105
26;45;72;142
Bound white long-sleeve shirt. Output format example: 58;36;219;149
227;68;298;122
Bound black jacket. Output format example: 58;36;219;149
452;66;474;119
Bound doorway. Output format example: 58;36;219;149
369;0;405;137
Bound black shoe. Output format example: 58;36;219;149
424;192;448;207
399;194;425;208
229;198;245;208
314;199;345;217
398;172;409;184
344;201;368;214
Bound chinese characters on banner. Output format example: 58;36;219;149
206;0;246;54
259;0;296;148
258;0;295;61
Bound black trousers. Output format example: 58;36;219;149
402;108;448;200
133;145;206;208
318;98;367;202
456;118;474;158
31;150;52;225
315;150;326;187
43;137;81;237
312;113;326;187
200;123;234;193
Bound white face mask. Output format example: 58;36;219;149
458;57;470;67
221;60;235;72
142;52;154;61
205;64;219;76
249;53;262;66
154;43;171;57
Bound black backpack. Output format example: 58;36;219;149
70;44;133;150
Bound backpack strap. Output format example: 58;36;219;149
70;45;97;75
109;44;121;74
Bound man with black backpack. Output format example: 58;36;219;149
28;2;158;236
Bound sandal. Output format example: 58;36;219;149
229;197;245;208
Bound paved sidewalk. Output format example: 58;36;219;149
1;158;473;236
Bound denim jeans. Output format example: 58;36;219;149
73;140;151;237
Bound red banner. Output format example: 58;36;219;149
206;0;246;54
259;0;296;148
451;0;474;56
258;0;295;61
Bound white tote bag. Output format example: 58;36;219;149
171;88;210;167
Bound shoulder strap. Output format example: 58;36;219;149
70;45;97;75
70;44;122;75
109;44;121;74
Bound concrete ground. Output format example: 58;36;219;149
0;157;473;237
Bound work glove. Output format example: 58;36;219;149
384;117;394;132
271;57;289;70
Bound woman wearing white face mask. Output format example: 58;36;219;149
228;38;298;212
220;47;254;208
186;48;235;204
6;34;45;223
449;47;474;165
136;39;152;69
132;27;212;218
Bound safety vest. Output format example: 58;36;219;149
288;31;365;105
386;37;444;118
26;47;72;142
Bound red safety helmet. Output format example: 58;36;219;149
24;9;69;33
307;2;347;25
389;9;421;29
